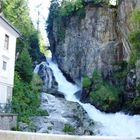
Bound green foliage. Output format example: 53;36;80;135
90;82;121;112
87;70;122;112
59;0;84;17
3;0;48;125
3;0;45;62
12;73;48;123
92;70;103;89
129;30;140;64
28;31;41;62
35;109;49;116
129;9;140;64
83;76;91;88
76;7;86;19
137;82;140;94
132;96;140;113
114;61;128;79
2;0;33;36
47;0;112;42
16;47;33;83
130;9;140;28
47;0;85;42
47;0;60;34
63;124;75;133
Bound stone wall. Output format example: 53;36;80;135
0;114;17;130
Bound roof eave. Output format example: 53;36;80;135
0;15;21;37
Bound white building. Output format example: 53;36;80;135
0;15;20;105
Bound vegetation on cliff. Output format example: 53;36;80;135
127;9;140;114
129;9;140;65
82;71;122;112
47;0;111;42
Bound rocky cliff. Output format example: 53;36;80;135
117;0;140;60
47;0;140;114
50;6;119;83
48;0;140;80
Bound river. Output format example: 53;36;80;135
40;59;140;137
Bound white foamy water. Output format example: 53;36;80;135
47;60;140;137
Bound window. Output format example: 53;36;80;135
4;34;9;49
2;61;7;71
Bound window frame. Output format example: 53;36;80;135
4;34;9;50
2;61;7;71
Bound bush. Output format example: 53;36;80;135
114;61;128;79
129;9;140;64
92;70;103;89
63;124;75;133
59;0;84;17
129;30;140;64
132;96;140;113
12;72;47;123
83;76;91;88
90;82;121;112
15;47;33;83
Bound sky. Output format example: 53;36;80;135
28;0;51;45
28;0;116;45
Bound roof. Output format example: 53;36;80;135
0;14;21;37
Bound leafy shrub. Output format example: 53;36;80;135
114;61;128;79
15;47;33;83
33;109;49;116
83;76;91;88
132;96;140;113
92;70;103;89
31;74;43;92
90;82;121;112
12;72;47;123
63;124;75;133
129;9;140;64
59;0;84;17
129;30;140;64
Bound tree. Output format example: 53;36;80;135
47;0;60;33
16;47;33;83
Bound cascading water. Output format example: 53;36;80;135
46;59;140;137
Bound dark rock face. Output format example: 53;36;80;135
49;5;123;84
48;0;140;83
37;62;58;94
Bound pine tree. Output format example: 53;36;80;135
16;47;33;83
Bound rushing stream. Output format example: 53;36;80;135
40;59;140;137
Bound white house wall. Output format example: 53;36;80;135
0;21;17;104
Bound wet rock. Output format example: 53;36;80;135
74;90;82;100
19;122;29;132
30;93;95;135
36;62;58;92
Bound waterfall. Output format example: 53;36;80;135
43;60;140;137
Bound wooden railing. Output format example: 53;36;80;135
0;130;138;140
